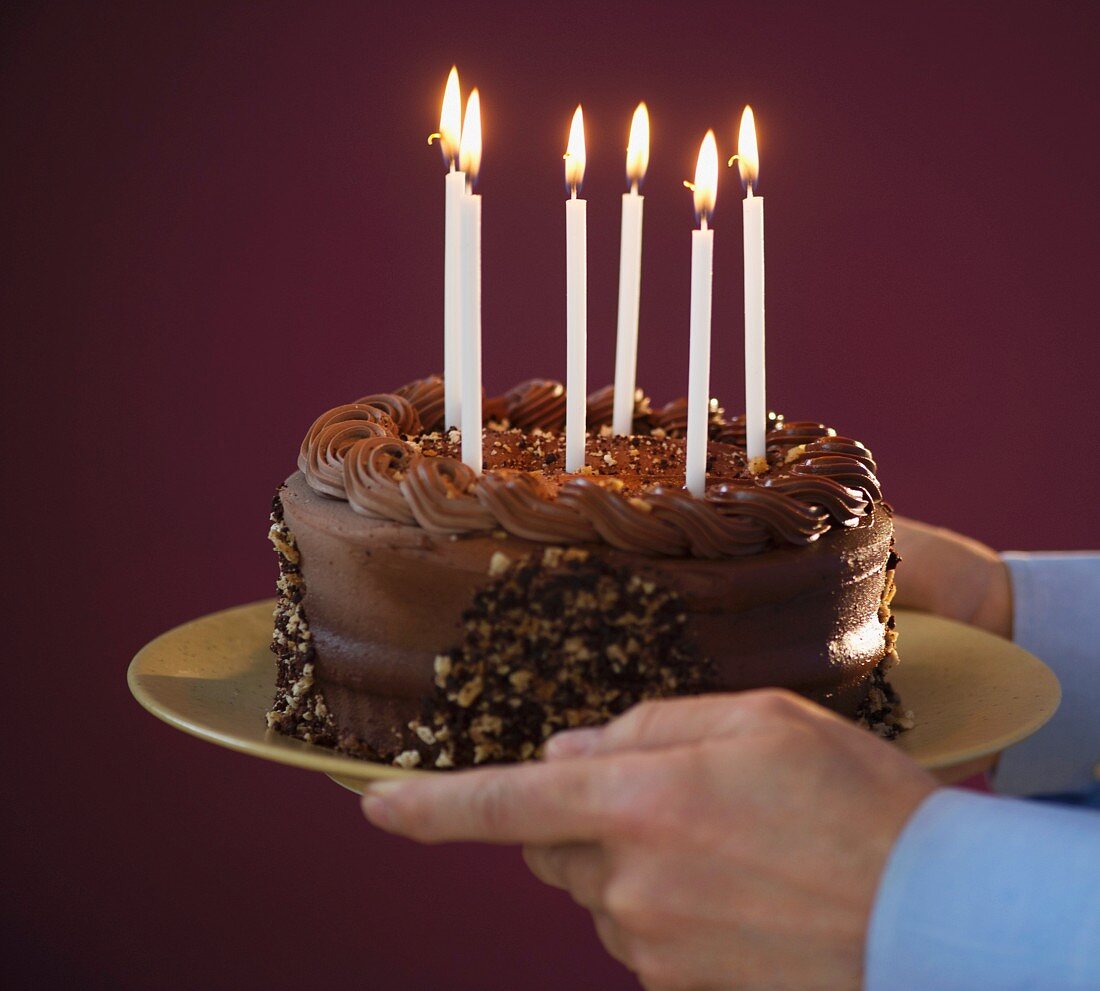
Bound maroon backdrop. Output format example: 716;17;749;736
4;1;1098;986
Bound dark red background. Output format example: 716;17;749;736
4;1;1098;987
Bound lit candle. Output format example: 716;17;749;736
685;130;718;497
737;106;766;472
612;102;649;436
564;105;587;472
459;90;483;473
433;67;464;429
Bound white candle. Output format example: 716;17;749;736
444;170;465;429
738;106;766;472
612;103;649;436
685;131;719;498
564;106;587;472
459;194;482;472
459;90;483;473
436;67;464;429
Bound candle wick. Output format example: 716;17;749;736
449;160;456;174
700;216;709;232
630;180;639;195
746;184;755;199
570;186;578;200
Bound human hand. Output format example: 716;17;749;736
362;691;937;991
892;516;1012;638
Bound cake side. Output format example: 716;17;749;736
272;470;898;765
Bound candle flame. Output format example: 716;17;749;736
626;102;650;187
564;105;586;193
736;105;759;190
436;66;462;166
459;89;482;185
687;129;718;223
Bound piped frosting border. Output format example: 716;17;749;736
296;375;884;559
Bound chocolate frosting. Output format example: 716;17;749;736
503;378;566;430
714;410;783;446
343;436;417;524
585;384;651;430
558;477;688;556
476;470;599;544
768;420;836;446
790;454;883;503
650;396;726;437
295;376;885;559
298;403;395;498
352;393;422;435
401;457;496;534
394;375;445;432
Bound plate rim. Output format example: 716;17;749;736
128;600;417;780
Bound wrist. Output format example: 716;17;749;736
891;517;1012;636
970;555;1012;639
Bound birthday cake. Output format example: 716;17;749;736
267;375;906;769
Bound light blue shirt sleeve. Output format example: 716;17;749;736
995;552;1100;795
865;552;1100;989
865;789;1100;990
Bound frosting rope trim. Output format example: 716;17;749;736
297;376;884;558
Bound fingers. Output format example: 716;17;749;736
591;910;636;971
527;843;740;991
523;843;607;908
361;752;643;844
890;515;1011;636
891;514;948;543
595;912;727;991
892;515;997;557
546;689;819;761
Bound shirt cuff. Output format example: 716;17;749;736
996;552;1100;795
865;788;1100;991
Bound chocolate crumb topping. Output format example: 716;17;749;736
409;547;715;766
267;490;336;746
857;544;910;738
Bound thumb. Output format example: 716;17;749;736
545;690;815;760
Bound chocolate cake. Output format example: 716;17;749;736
268;376;907;769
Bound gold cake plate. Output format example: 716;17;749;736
128;600;1060;792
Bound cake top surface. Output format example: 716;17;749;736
295;375;885;559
